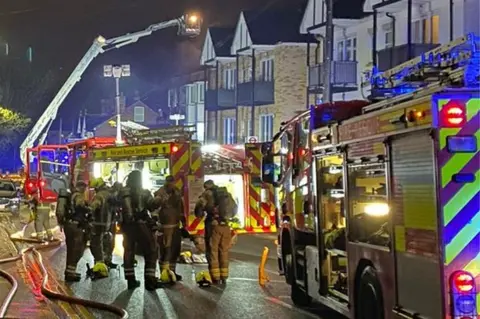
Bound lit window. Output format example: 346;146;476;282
133;106;145;123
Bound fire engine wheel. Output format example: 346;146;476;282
355;266;384;319
290;280;312;307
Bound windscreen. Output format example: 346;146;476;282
39;149;70;194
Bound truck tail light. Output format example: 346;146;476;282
39;180;45;187
450;270;477;317
172;145;179;153
441;101;467;128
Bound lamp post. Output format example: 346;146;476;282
103;64;131;145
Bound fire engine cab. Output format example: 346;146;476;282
262;35;479;319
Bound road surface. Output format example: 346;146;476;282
0;209;344;319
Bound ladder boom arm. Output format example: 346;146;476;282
19;16;188;165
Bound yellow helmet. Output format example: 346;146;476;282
195;270;212;287
160;269;177;283
92;262;109;278
89;178;105;189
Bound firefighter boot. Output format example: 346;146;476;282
65;272;81;282
145;278;164;291
127;279;141;290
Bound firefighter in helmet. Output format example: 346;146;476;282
121;170;163;290
30;185;54;242
56;181;90;281
195;180;235;284
89;178;111;277
154;175;186;283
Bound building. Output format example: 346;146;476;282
167;70;206;142
300;0;480;101
201;3;315;145
94;100;166;137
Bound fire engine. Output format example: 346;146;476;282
24;137;117;206
86;126;204;232
198;144;277;234
261;34;479;319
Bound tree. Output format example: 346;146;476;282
0;106;31;150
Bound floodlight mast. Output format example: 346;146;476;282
19;14;201;165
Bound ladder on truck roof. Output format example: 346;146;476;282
122;125;196;145
364;33;480;113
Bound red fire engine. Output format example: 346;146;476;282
261;35;479;319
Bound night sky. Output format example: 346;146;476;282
0;0;301;125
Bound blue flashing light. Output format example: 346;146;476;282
452;173;476;183
447;136;477;153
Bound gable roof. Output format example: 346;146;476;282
209;27;235;57
300;0;370;33
243;2;315;45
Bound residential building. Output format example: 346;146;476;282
167;70;206;142
300;0;480;102
94;100;166;137
201;3;315;145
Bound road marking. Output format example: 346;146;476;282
230;258;279;275
264;296;321;319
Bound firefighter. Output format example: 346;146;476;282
31;187;54;242
121;170;163;290
59;181;90;282
89;178;111;278
154;175;185;283
105;182;123;267
195;180;235;284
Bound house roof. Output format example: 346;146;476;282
332;0;370;19
209;27;235;57
243;3;315;45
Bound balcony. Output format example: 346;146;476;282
308;61;358;94
237;80;274;106
205;88;236;111
377;43;439;71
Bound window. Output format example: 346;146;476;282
223;69;236;89
347;162;390;248
198;82;205;102
261;59;274;81
243;67;252;83
134;106;145;123
413;15;440;44
336;37;357;61
168;89;177;107
259;114;274;142
246;118;252;138
186;85;197;105
383;22;394;48
223;117;236;144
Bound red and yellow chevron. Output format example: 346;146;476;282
434;93;479;318
170;143;190;190
187;142;205;232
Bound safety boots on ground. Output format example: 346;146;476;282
145;278;165;291
106;261;118;269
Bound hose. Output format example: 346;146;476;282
0;227;129;319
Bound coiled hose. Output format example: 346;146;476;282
0;227;129;319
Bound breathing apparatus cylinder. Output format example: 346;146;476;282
120;187;134;223
56;188;71;225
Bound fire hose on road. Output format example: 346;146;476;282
0;224;129;318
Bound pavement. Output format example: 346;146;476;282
0;207;343;319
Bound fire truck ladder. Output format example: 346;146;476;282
364;33;480;113
122;125;197;144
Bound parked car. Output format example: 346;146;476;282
0;179;21;216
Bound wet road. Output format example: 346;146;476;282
1;209;343;319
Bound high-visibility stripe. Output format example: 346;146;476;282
435;94;480;318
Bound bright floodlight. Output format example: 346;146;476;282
189;15;198;23
96;35;106;44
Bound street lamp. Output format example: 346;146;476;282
103;64;131;145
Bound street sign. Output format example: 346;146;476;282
248;136;258;143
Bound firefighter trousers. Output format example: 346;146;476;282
34;206;53;241
123;222;158;282
64;221;86;276
208;224;231;281
102;223;116;264
159;225;181;272
204;222;213;264
90;225;107;264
